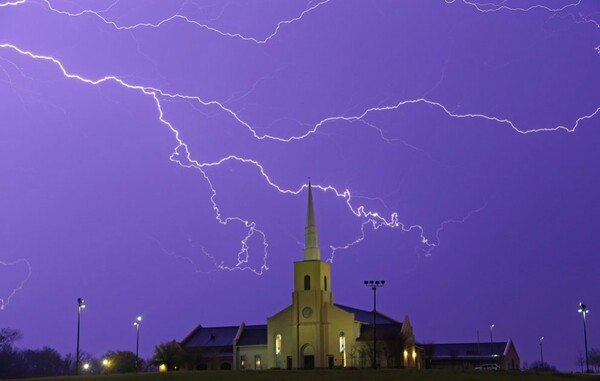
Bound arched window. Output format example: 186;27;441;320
304;275;311;290
324;276;328;291
339;332;346;367
275;334;282;368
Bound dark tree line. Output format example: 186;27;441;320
0;327;157;379
0;328;69;379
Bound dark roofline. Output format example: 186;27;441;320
180;324;242;347
334;304;401;324
180;324;203;347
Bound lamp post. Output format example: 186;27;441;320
489;324;494;356
364;280;385;369
577;302;589;373
539;337;544;366
75;298;85;375
134;316;142;372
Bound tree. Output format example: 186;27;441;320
0;328;23;378
20;347;67;377
102;350;142;373
529;360;557;372
420;341;435;369
589;348;600;373
381;331;406;368
151;340;185;371
576;352;585;373
0;327;22;349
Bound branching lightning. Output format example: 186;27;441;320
20;0;333;44
448;0;582;13
0;259;32;311
1;0;598;280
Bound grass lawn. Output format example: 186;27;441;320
8;369;598;381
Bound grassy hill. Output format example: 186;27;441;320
7;369;596;381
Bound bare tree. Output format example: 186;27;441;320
0;328;22;349
576;352;585;373
381;331;406;368
589;348;600;373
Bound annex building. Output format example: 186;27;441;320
427;341;520;371
180;183;419;370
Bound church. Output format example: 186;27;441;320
180;183;419;370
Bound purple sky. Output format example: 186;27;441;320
1;0;599;372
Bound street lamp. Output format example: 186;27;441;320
539;337;544;366
489;324;495;356
578;302;590;373
134;316;142;372
76;298;85;376
364;280;385;369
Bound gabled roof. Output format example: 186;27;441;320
335;304;400;325
180;325;239;348
237;325;267;346
358;323;403;341
428;342;509;359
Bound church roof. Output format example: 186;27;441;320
237;325;267;346
335;304;400;325
180;325;239;348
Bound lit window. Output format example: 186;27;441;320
240;355;246;370
255;355;261;369
339;332;346;367
275;334;282;368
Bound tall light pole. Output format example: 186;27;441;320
539;337;544;366
364;280;385;369
489;324;495;356
578;302;590;373
134;316;142;372
75;298;85;376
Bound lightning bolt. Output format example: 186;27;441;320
449;0;600;53
1;37;598;274
0;258;32;311
448;0;582;13
15;0;332;45
0;0;26;7
1;0;597;277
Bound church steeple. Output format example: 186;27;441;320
304;180;321;261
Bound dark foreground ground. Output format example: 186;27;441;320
7;369;600;381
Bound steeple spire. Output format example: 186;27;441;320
304;180;321;261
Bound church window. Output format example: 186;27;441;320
240;355;246;370
324;276;328;291
304;275;311;290
275;334;282;368
339;332;346;367
254;355;261;369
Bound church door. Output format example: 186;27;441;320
301;344;315;369
304;355;315;369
